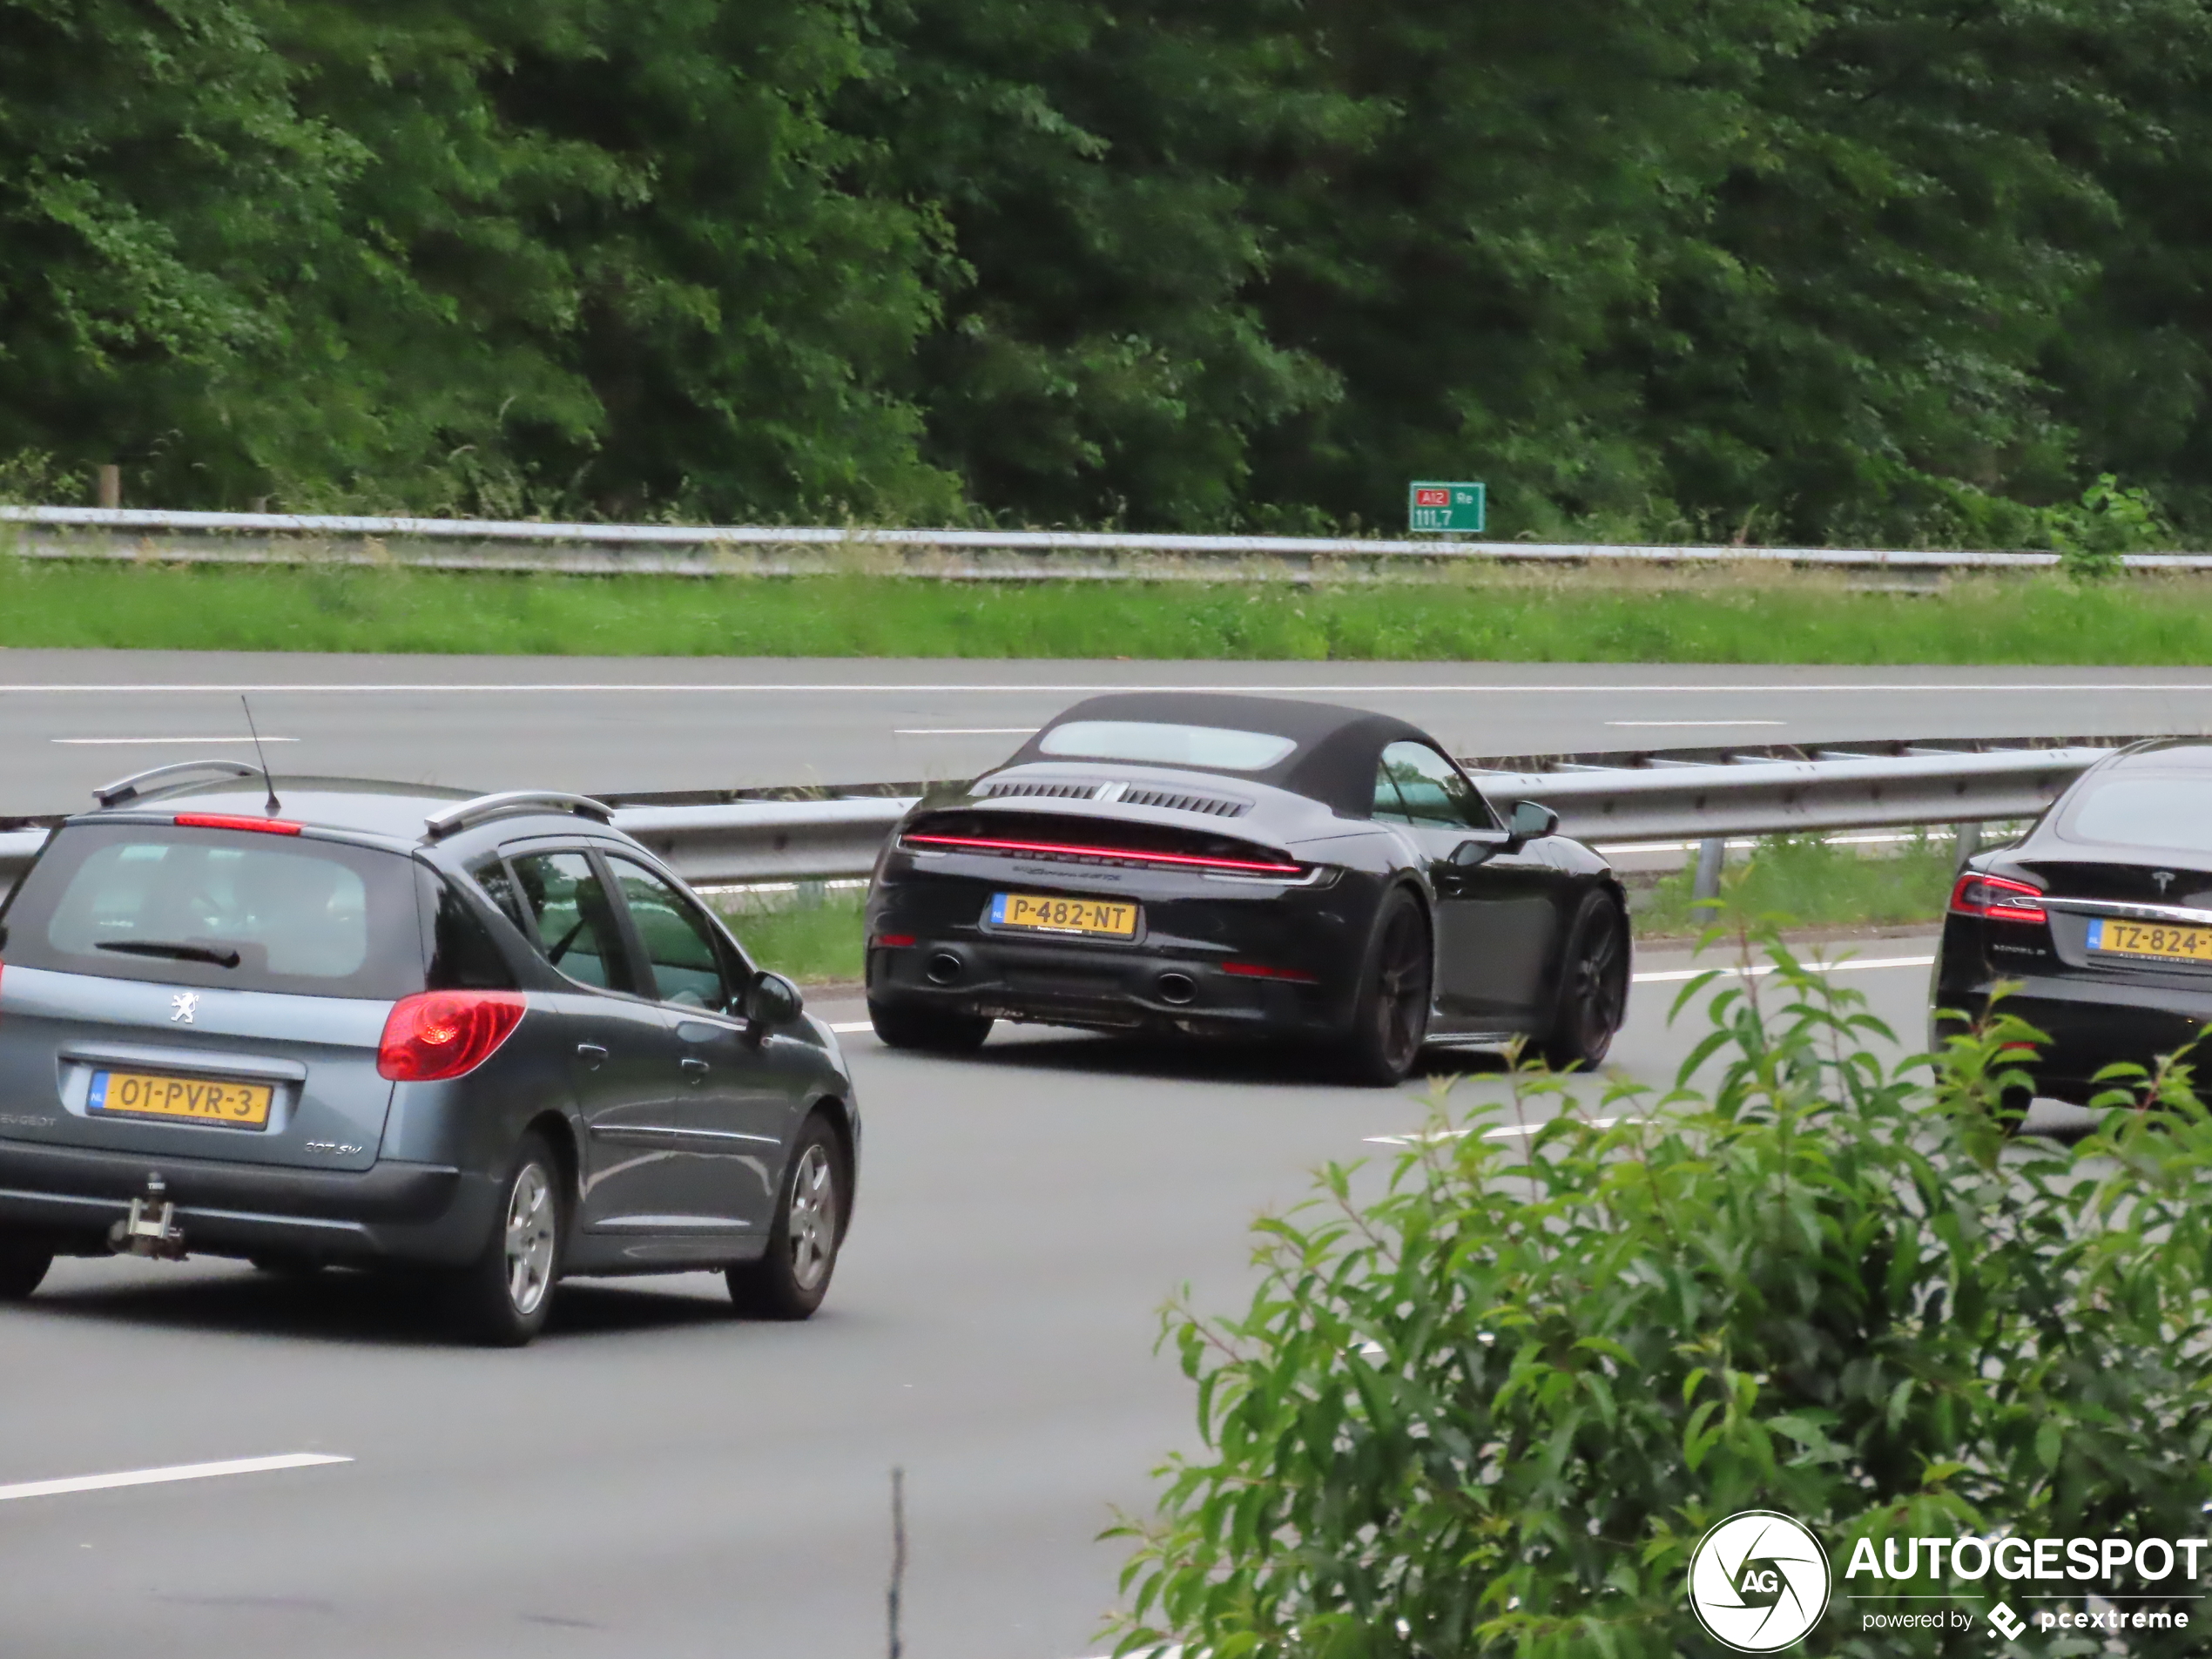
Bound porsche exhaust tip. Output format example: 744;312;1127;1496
1156;971;1197;1006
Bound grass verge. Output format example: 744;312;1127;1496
1631;833;1958;936
713;890;867;986
7;555;2212;662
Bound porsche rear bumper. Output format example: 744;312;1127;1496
867;935;1352;1039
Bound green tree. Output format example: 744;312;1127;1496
846;0;1348;529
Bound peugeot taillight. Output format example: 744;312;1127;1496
377;991;527;1082
1949;872;2047;924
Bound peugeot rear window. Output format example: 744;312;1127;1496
1036;720;1298;772
0;822;427;999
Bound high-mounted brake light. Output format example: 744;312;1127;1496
1222;961;1319;984
1949;872;2047;924
901;831;1303;876
377;991;527;1082
174;813;303;836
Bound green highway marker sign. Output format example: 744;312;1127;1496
1407;481;1485;534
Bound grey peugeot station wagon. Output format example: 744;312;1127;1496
0;761;858;1345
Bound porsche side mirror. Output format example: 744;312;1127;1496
1450;835;1504;868
1506;799;1560;847
743;971;805;1041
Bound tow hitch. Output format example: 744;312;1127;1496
108;1173;187;1260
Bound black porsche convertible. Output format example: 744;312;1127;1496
862;692;1630;1083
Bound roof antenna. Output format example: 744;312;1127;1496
240;695;282;816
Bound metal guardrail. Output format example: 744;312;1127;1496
6;504;2209;577
0;745;2113;900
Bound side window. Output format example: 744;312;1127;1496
607;857;732;1010
469;856;529;933
1375;741;1497;831
1373;765;1414;824
507;851;629;991
421;870;518;992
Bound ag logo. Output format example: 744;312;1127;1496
1687;1510;1831;1652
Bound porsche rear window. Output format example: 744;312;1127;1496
1036;720;1298;772
2062;777;2212;855
0;822;425;998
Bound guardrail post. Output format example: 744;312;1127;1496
1953;821;1982;869
1691;837;1726;917
96;465;120;509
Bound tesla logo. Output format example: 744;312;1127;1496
2155;871;2176;894
169;992;199;1024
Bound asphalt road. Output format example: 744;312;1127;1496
6;651;2212;813
0;935;1955;1659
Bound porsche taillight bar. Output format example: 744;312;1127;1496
900;831;1304;877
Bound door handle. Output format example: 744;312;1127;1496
575;1042;609;1070
681;1056;711;1082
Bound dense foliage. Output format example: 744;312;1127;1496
6;0;2212;542
1109;934;2212;1656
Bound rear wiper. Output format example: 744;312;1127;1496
97;941;243;969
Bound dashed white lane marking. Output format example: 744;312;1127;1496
1606;719;1786;727
894;727;1038;736
1366;1116;1642;1148
51;735;299;745
827;1022;873;1035
0;1453;351;1504
1634;954;1933;985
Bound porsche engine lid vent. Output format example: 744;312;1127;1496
1115;786;1250;818
973;779;1103;802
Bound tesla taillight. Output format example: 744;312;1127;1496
377;991;526;1081
174;813;304;835
1949;873;2047;924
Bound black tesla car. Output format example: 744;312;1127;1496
862;693;1630;1083
1934;738;2212;1103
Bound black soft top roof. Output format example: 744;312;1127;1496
1003;692;1437;817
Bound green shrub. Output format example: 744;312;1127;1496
1110;927;2212;1656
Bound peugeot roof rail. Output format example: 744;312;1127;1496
93;759;265;808
423;791;614;840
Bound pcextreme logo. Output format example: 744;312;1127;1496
1687;1511;1832;1652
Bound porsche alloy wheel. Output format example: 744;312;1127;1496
1537;894;1629;1072
1340;891;1432;1086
